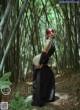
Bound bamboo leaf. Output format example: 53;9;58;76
0;72;11;81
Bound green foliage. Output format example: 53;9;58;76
9;91;32;110
0;72;12;89
35;0;42;7
27;102;32;110
0;72;11;81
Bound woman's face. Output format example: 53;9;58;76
50;31;55;39
46;29;56;39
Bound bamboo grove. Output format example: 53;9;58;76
0;0;80;83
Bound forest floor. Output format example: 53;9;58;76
2;69;80;110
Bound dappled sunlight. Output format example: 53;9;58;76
52;93;69;106
26;81;33;86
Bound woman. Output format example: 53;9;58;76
32;29;56;107
33;28;56;68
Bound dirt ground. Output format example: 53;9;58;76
2;69;80;110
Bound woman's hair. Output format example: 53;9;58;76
46;29;55;39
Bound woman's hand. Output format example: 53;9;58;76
35;63;43;69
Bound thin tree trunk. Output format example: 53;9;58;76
0;0;13;38
0;0;28;72
15;0;20;84
74;4;79;70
